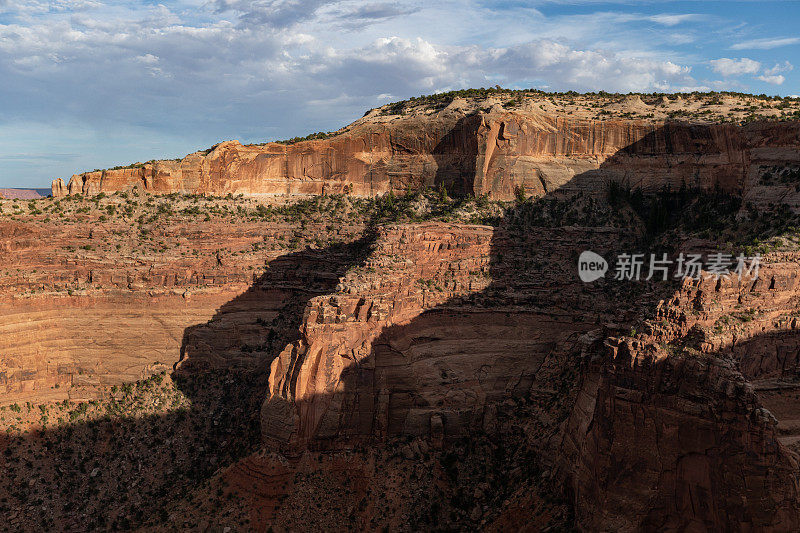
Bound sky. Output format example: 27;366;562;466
0;0;798;187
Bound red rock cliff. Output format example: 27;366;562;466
52;106;800;201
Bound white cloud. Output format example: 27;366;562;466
764;61;793;75
648;14;704;26
304;37;697;98
731;37;800;50
134;54;159;64
0;8;700;132
213;0;338;28
0;0;101;15
756;74;785;85
709;57;760;76
477;41;694;92
709;57;794;86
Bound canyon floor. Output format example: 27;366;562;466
4;91;800;531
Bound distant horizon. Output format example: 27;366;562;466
0;0;798;187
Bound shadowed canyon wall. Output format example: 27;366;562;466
255;227;800;531
259;221;637;448
560;257;800;531
251;125;800;530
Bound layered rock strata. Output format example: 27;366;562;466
0;212;364;405
11;94;800;530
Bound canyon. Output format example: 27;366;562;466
1;91;800;530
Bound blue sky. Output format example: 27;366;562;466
0;0;798;187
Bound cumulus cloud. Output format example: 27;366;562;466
469;41;693;92
709;57;761;76
756;74;785;85
0;6;700;135
756;61;793;85
708;57;794;85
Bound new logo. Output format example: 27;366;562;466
578;250;608;282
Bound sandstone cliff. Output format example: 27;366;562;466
51;94;800;202
0;196;368;405
250;131;800;530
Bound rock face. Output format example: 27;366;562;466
262;224;496;445
257;218;800;530
51;106;800;202
0;292;264;405
472;115;755;198
260;217;641;447
559;259;800;531
562;338;800;532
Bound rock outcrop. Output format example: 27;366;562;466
565;339;800;532
262;223;496;445
260;214;642;447
50;178;65;197
253;174;800;533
